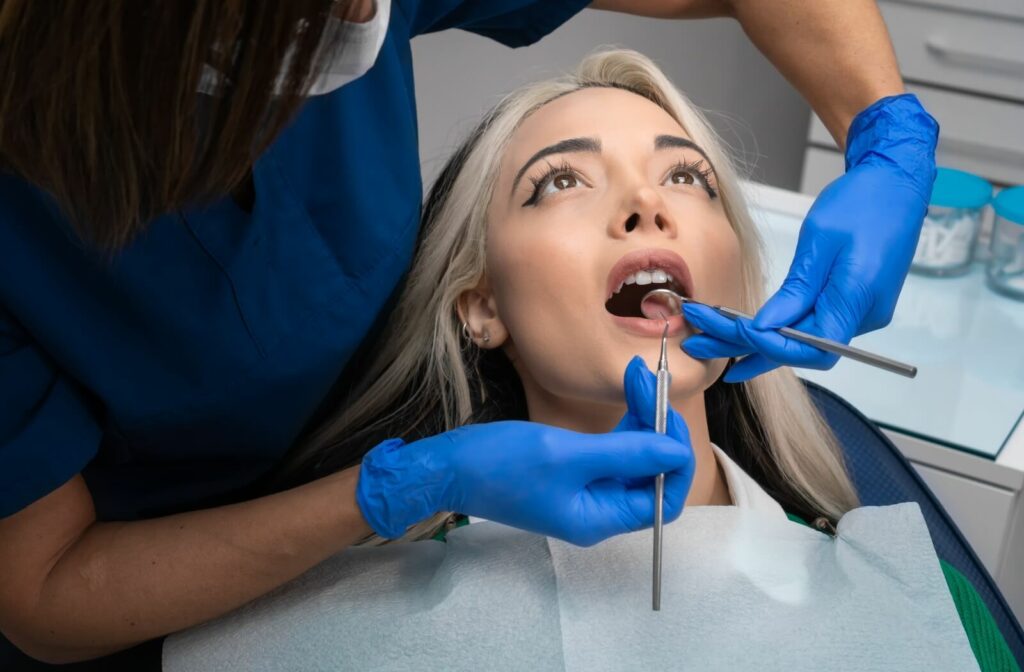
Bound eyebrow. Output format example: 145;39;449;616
654;135;714;168
510;134;716;198
511;137;601;196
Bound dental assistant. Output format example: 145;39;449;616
0;1;937;668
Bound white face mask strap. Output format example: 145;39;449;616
306;0;391;96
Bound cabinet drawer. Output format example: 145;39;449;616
885;0;1024;22
910;461;1016;575
799;147;844;196
881;2;1024;101
808;84;1024;186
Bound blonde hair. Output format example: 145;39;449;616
286;49;860;544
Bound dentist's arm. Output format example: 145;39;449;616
0;470;373;664
591;0;939;380
1;425;692;664
590;0;905;144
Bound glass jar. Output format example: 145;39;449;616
986;186;1024;301
911;167;992;277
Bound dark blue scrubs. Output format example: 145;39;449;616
0;0;589;526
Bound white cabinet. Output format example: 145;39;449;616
883;2;1024;101
888;428;1022;575
884;427;1024;619
910;462;1016;575
800;0;1024;195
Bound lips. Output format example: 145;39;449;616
605;248;695;301
604;248;695;338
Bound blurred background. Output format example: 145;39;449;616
412;2;1024;194
411;10;809;190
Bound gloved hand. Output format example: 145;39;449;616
682;94;939;383
612;355;693;490
356;357;695;547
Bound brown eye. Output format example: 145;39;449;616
524;164;588;207
670;170;695;185
660;160;718;200
553;174;578;190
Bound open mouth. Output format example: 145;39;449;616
604;249;694;319
605;271;688;318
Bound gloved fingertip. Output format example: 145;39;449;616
622;355;644;390
628;356;656;386
680;338;707;358
721;368;748;384
681;303;713;325
623;355;656;412
723;354;779;383
735;319;778;347
752;302;795;331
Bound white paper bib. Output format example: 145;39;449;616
165;503;979;671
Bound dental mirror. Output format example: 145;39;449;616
640;288;684;321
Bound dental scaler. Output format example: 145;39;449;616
653;321;670;611
640;289;917;379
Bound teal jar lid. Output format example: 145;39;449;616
930;167;992;210
994;186;1024;226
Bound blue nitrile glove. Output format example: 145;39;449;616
682;94;939;383
356;360;695;547
612;356;694;493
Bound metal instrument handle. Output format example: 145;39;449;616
713;306;917;379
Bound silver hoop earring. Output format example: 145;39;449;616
461;322;472;341
483;330;491;344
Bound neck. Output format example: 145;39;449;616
520;378;732;507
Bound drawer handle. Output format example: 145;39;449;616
925;37;1024;77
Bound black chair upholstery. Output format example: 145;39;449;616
804;378;1024;667
0;635;161;671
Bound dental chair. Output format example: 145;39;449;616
803;379;1024;667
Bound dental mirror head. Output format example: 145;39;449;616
641;288;684;320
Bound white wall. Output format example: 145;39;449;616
411;9;812;190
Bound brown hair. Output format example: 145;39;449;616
0;0;347;250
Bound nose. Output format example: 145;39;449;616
609;184;678;239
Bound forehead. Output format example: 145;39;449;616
506;87;689;159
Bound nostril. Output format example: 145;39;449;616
624;213;639;233
655;213;666;231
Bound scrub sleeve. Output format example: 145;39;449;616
0;309;100;517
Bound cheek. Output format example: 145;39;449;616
487;226;581;318
487;225;575;351
486;223;621;401
700;225;745;307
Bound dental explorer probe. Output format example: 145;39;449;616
641;289;918;379
653;321;670;611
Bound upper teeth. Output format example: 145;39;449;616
615;268;674;294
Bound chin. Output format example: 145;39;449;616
670;352;727;397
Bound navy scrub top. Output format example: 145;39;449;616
0;0;590;521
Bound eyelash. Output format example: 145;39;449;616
523;160;578;207
665;159;718;199
522;158;718;207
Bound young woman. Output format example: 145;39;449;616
263;49;1013;669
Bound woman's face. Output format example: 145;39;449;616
472;87;744;414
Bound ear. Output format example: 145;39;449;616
456;282;509;349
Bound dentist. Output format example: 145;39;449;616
0;1;936;668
